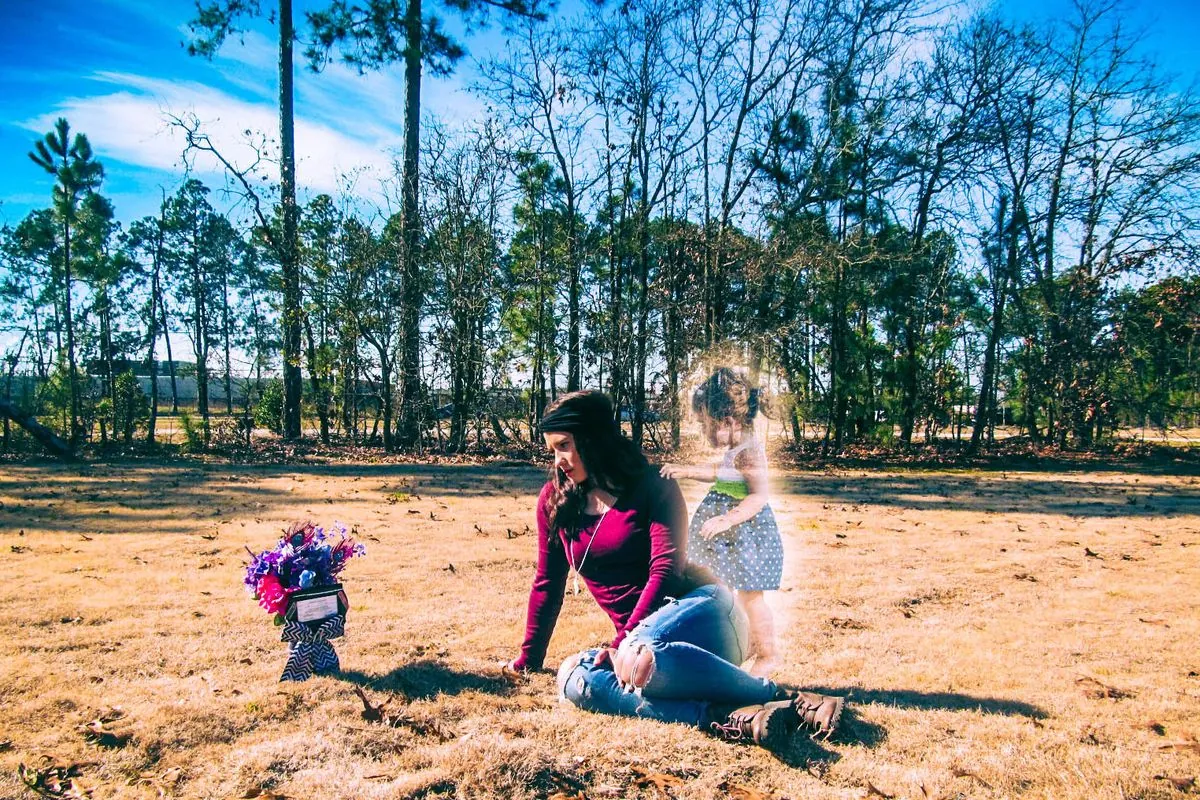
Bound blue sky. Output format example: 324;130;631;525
1;0;1197;230
0;0;504;227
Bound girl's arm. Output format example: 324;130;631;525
659;462;714;482
697;447;769;537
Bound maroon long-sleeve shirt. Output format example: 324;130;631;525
514;470;714;671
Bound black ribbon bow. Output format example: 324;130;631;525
279;614;344;681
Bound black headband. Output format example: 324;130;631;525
539;406;621;435
538;406;587;433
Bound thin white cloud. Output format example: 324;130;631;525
14;15;493;223
20;71;400;204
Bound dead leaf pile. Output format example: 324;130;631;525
18;757;93;798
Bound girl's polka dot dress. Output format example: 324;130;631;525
687;440;784;591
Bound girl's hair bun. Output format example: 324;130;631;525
693;368;767;427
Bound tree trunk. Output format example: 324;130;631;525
0;398;75;459
899;324;918;445
971;197;1012;452
396;0;424;450
631;211;650;446
280;0;303;441
62;218;81;447
146;218;164;445
101;289;117;426
304;315;330;443
222;271;234;415
160;292;179;413
566;205;581;392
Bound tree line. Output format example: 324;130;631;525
2;0;1199;455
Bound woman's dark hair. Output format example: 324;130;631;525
540;390;648;533
692;368;765;446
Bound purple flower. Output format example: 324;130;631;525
242;519;366;616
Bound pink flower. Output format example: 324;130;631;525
256;573;294;616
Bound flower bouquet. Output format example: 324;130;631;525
244;521;366;681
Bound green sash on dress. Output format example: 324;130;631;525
711;478;749;500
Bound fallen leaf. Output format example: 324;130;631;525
951;767;994;789
354;687;390;722
78;708;130;749
865;781;895;799
499;665;529;685
1146;721;1167;735
1155;775;1196;793
828;617;868;630
1076;676;1135;700
1084;547;1102;559
717;780;773;799
631;766;685;798
242;787;288;799
1159;739;1200;755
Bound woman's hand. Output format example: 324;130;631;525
698;514;733;539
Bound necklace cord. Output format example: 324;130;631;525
567;505;611;595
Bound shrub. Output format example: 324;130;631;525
254;380;285;435
178;412;204;452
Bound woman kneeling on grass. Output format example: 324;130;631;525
506;390;844;750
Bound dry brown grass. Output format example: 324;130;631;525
1;460;1198;800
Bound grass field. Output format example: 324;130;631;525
1;459;1198;799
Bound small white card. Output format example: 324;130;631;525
295;594;339;623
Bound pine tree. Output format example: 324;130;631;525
28;118;104;447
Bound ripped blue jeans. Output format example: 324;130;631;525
558;583;778;726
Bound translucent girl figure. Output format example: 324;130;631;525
507;390;843;750
661;368;782;679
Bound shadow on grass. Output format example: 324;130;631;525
771;732;845;768
768;684;1048;759
336;658;520;699
831;686;1048;718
